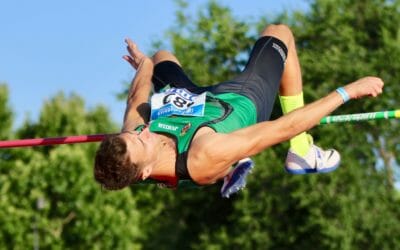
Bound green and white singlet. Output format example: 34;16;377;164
148;91;256;180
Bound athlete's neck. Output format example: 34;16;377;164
148;134;177;184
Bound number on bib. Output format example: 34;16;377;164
150;88;206;120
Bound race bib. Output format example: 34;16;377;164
150;88;206;120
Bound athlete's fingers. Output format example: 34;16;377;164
369;85;380;97
373;85;383;97
122;55;130;63
371;78;384;97
123;55;138;69
123;55;133;64
375;84;383;94
125;38;138;57
125;37;135;47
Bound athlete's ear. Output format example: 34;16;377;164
141;166;152;180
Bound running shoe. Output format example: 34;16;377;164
220;158;254;198
285;143;341;174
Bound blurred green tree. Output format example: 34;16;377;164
130;0;400;249
0;92;143;249
1;0;399;249
0;84;13;140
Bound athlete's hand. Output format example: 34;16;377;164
344;76;384;100
123;38;151;70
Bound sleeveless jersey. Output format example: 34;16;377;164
148;92;257;180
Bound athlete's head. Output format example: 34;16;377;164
94;132;151;190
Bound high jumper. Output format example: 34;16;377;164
91;24;384;196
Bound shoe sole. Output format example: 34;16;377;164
284;162;340;175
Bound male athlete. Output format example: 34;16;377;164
94;24;384;192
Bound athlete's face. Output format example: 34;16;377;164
118;128;155;179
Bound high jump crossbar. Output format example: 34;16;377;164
0;134;111;148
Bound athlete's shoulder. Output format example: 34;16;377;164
188;126;216;160
187;127;228;185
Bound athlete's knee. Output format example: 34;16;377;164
152;50;181;66
260;24;294;47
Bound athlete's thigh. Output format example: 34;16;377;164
212;36;287;122
152;61;208;93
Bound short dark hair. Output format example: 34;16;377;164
94;135;142;190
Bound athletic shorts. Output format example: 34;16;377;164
151;36;288;122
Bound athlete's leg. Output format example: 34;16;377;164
260;25;310;157
261;24;340;174
152;50;182;66
151;50;208;93
260;24;302;95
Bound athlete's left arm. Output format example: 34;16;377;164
121;39;153;132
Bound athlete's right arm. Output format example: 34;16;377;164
189;76;384;184
121;39;153;132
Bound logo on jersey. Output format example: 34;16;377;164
180;122;191;136
157;123;179;131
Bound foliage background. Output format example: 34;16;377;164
1;0;399;249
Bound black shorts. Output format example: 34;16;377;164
152;36;288;122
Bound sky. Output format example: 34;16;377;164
0;0;308;130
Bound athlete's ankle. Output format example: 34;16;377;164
290;133;312;157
